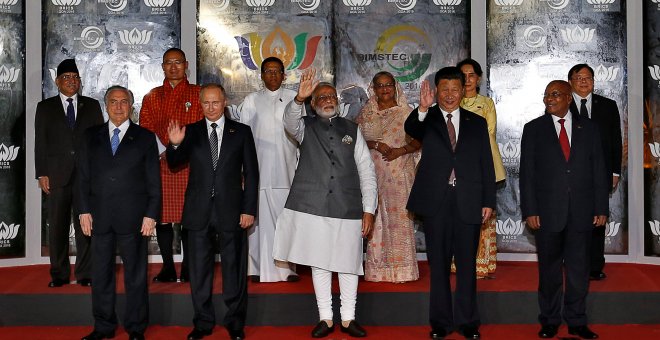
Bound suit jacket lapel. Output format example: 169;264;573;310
454;108;471;153
95;122;113;157
570;115;584;163
116;122;139;156
569;100;579;117
196;120;215;171
431;107;452;151
542;114;568;163
215;119;236;172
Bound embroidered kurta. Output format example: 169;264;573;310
139;78;202;223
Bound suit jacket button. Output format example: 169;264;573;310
70;151;75;155
566;169;571;174
109;177;116;182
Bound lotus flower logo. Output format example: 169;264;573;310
0;65;20;83
522;26;547;49
102;0;128;12
496;218;524;236
434;0;461;5
374;25;431;83
560;26;595;44
587;0;615;4
293;0;320;11
141;64;162;83
78;26;105;49
343;0;372;5
546;0;569;10
648;65;660;81
498;141;521;163
52;0;82;5
119;28;153;45
494;0;523;5
604;221;620;237
144;0;174;6
594;64;618;82
0;222;20;240
649;142;660;164
227;104;241;121
649;220;660;236
0;144;20;161
0;0;19;5
246;0;275;6
339;103;351;118
235;26;322;71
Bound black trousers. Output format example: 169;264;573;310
91;231;148;334
423;187;481;331
47;184;91;281
188;207;248;332
590;226;606;272
535;226;591;327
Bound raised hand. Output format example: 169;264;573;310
167;120;186;145
419;79;435;112
296;68;319;102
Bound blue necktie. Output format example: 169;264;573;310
111;128;120;155
66;98;75;129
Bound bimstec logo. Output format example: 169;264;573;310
496;218;524;241
0;0;18;11
144;0;174;14
0;65;20;90
604;221;620;238
235;26;321;71
0;222;20;247
587;0;615;4
522;25;547;49
498;141;520;165
391;0;416;14
100;0;128;13
76;26;104;50
542;0;569;10
433;0;461;5
52;0;81;13
246;0;275;14
647;65;660;88
357;25;431;83
119;28;153;46
648;142;660;165
650;221;660;241
343;0;371;14
594;64;618;82
560;25;595;44
291;0;320;12
0;143;20;169
494;0;523;5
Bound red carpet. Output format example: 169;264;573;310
2;324;659;339
1;261;659;294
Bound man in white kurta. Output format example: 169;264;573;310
238;57;299;282
273;69;377;338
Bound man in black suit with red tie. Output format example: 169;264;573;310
568;64;622;281
77;86;161;340
34;59;103;288
520;80;608;339
166;83;258;340
405;67;495;340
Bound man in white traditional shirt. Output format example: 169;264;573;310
237;57;299;282
273;68;377;338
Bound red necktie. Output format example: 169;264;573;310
447;113;456;182
558;118;570;161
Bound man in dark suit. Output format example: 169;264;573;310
568;63;623;281
520;80;608;339
166;83;258;340
405;67;495;340
34;59;104;288
77;86;161;340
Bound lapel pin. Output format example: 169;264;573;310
229;128;235;133
185;101;191;112
342;135;353;144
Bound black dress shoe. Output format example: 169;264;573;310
429;328;448;339
179;271;189;283
538;325;559;338
187;328;212;340
152;271;177;283
78;278;92;287
48;279;70;287
340;320;367;337
568;325;599;339
128;332;144;340
226;328;245;340
458;325;480;339
81;330;115;340
589;271;607;280
249;275;260;283
286;274;300;282
311;321;334;338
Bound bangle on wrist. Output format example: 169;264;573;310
294;96;303;105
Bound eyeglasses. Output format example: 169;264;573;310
374;83;395;89
262;69;283;75
163;60;185;66
543;91;567;99
571;76;593;82
60;75;80;81
316;94;338;102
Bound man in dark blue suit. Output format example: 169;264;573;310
166;83;258;340
520;80;608;340
568;64;623;281
405;67;495;340
77;86;161;340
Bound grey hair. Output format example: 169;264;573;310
104;85;134;105
311;82;337;101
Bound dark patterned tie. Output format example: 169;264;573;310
580;98;588;118
66;98;75;129
210;122;218;170
558;118;570;161
447;113;456;182
111;128;120;155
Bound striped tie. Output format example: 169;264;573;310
210;123;218;170
111;128;120;155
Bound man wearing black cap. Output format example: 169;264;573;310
35;58;104;287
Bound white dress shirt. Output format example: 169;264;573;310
206;115;225;159
59;92;78;119
551;111;573;145
418;106;461;140
572;92;592;118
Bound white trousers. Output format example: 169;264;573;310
311;266;359;322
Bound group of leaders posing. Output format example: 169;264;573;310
35;48;620;340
